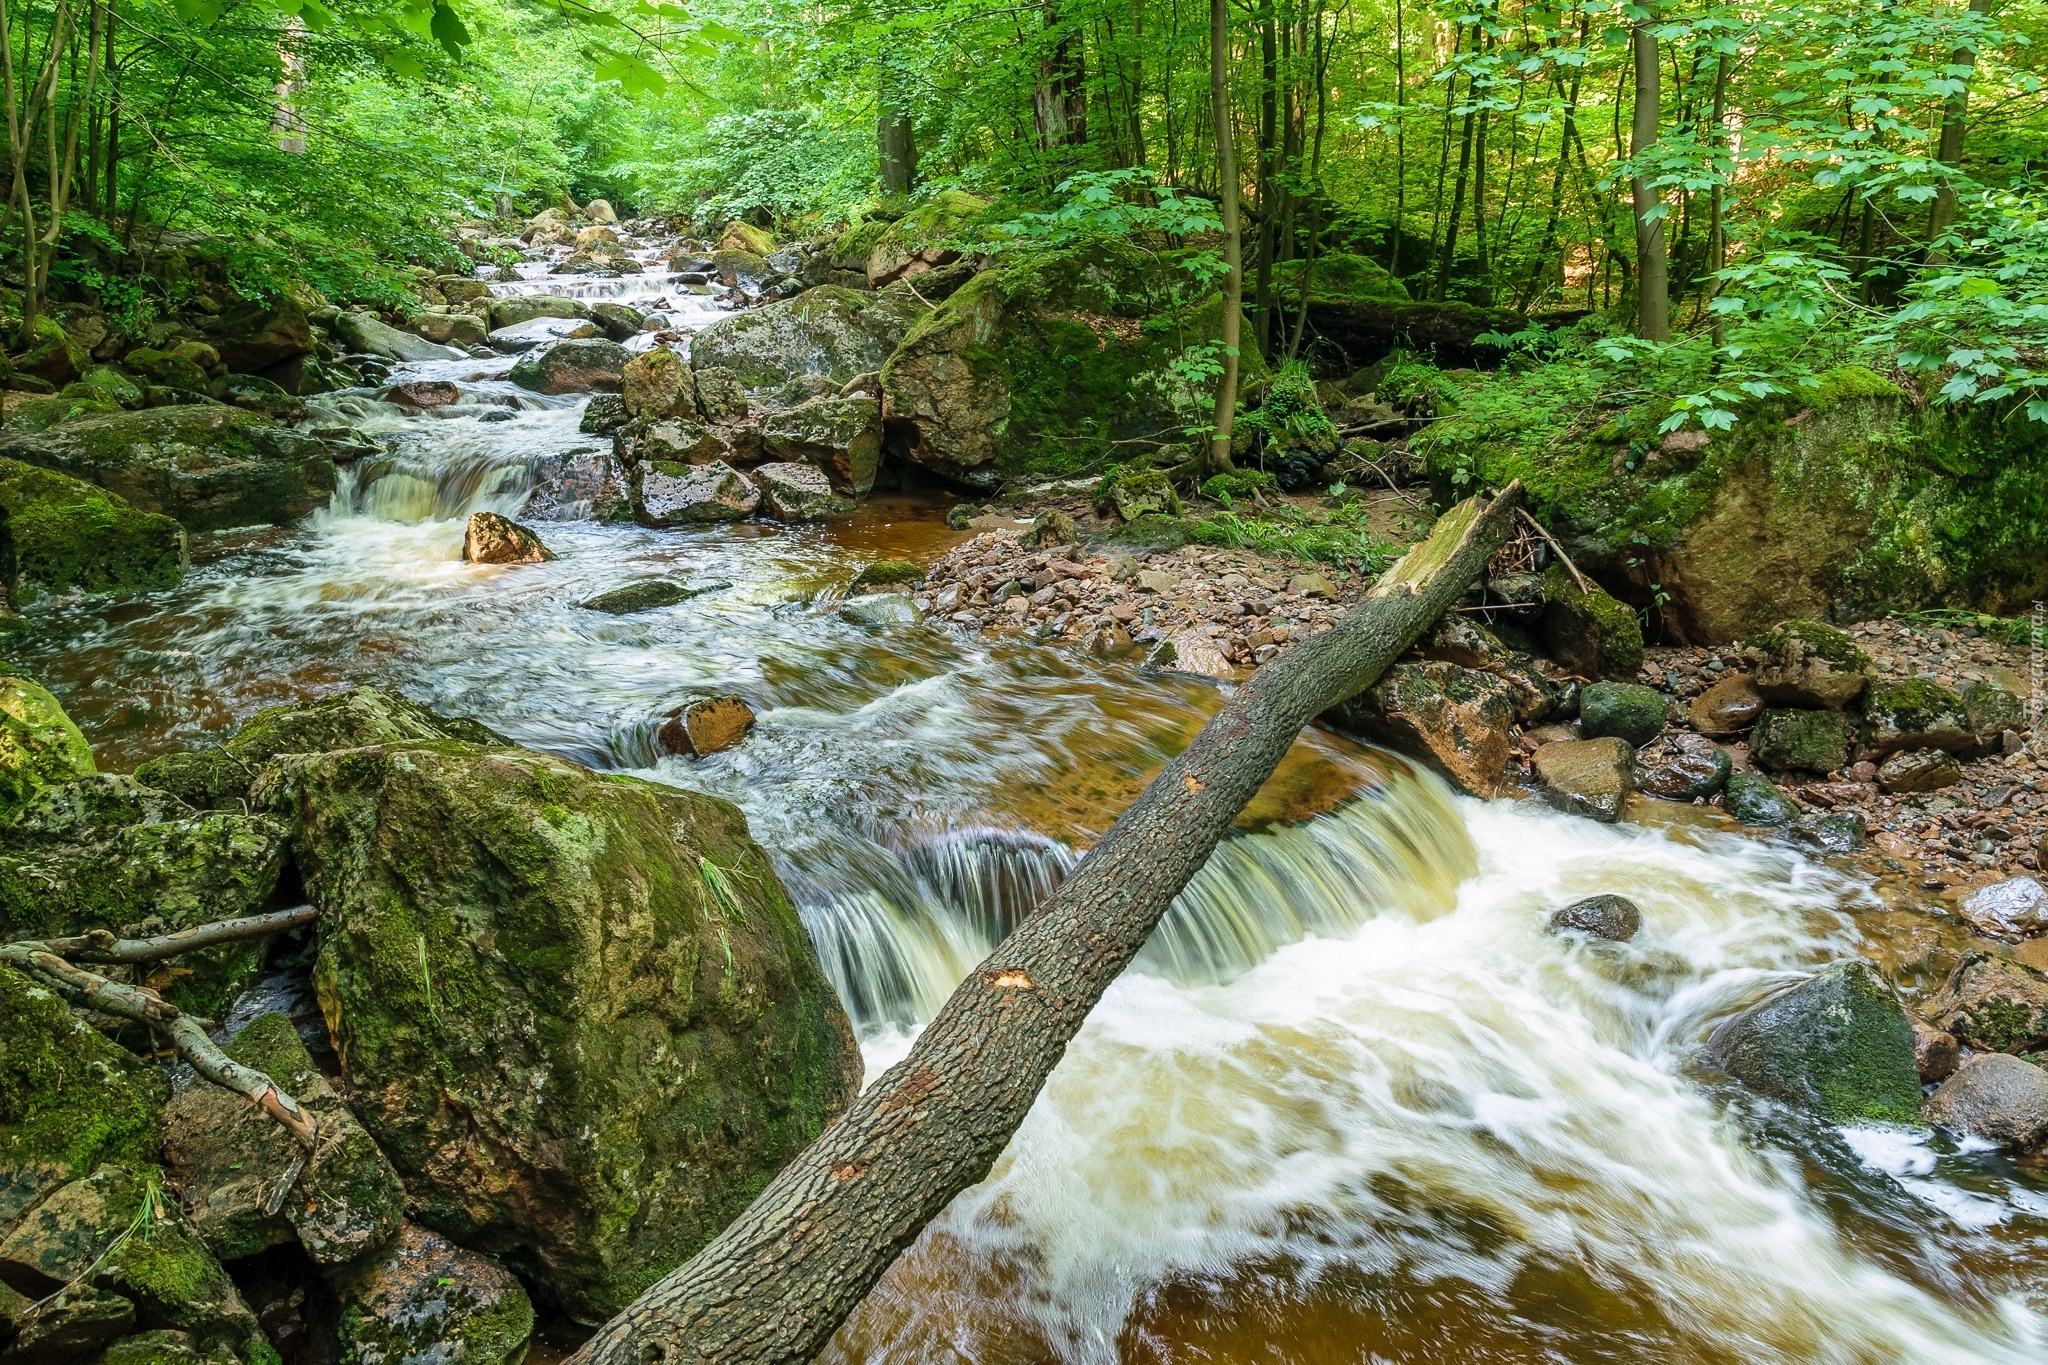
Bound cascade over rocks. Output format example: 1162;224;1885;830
252;729;861;1321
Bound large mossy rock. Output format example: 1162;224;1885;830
880;246;1267;489
0;965;167;1232
0;775;290;1018
1420;362;2048;639
508;338;629;395
1705;959;1922;1124
1538;564;1644;681
0;675;96;816
1747;618;1870;709
863;190;988;286
1267;253;1411;305
0;457;188;600
199;296;314;375
688;286;923;393
0;407;336;533
254;738;862;1321
332;1223;533;1365
163;1012;405;1266
1324;660;1518;797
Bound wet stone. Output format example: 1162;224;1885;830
1749;707;1856;775
1789;811;1867;854
1546;894;1641;942
1925;1054;2048;1153
1723;770;1797;827
1533;737;1635;823
1912;1018;1960;1085
1689;673;1764;736
633;460;759;527
1876;748;1962;795
462;512;555;566
1925;952;2048;1054
331;1224;533;1365
578;579;701;615
1577;682;1668;749
1635;732;1730;800
1705;959;1922;1125
657;695;756;758
753;462;836;521
1957;877;2048;940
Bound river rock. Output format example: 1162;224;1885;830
1546;893;1641;941
753;462;836;520
1961;680;2024;750
1704;960;1921;1124
1750;707;1856;774
1958;877;2048;940
1538;564;1644;682
1533;737;1635;822
878;246;1252;489
583;198;618;225
463;512;555;565
488;295;588;329
253;738;861;1321
1021;508;1078;549
4;1283;135;1362
573;224;618;250
0;675;95;814
0;774;291;1016
1861;678;1972;758
1912;1018;1960;1083
437;277;493;304
1789;811;1868;853
382;380;461;409
1722;769;1797;826
1747;619;1870;709
1875;747;1961;794
1924;1055;2048;1152
637;419;731;466
1147;629;1237;680
77;365;145;409
692;366;749;422
759;396;882;495
1689;672;1764;735
657;695;756;757
1577;682;1667;748
690;286;923;392
330;1223;532;1365
0;1165;261;1351
1925;951;2048;1053
621;349;698;420
163;1012;405;1265
200;296;313;374
588;302;646;341
0;964;167;1232
1635;732;1730;800
487;317;595;352
121;345;209;395
508;339;629;395
633;460;759;527
1326;661;1519;798
577;580;699;614
711;248;768;289
1412;617;1562;723
0;406;336;532
405;309;489;350
334;312;463;363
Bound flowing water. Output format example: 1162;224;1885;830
23;254;2048;1362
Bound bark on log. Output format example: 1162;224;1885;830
568;483;1527;1365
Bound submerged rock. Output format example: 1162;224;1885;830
1546;894;1641;941
1705;960;1922;1125
0;406;335;533
331;1224;533;1365
1326;661;1518;798
462;512;555;565
163;1012;405;1265
577;579;700;614
657;695;757;758
1924;952;2048;1054
254;739;861;1321
1533;737;1635;822
1924;1054;2048;1152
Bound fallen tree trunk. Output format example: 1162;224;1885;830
569;482;1526;1365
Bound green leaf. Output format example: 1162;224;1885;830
430;1;470;58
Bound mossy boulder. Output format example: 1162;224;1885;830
1705;959;1922;1124
162;1012;405;1265
14;316;90;387
1747;619;1870;709
1861;677;1972;758
1325;660;1520;797
1749;707;1857;775
1538;563;1644;681
619;349;697;420
1420;359;2048;639
1267;253;1411;304
864;190;988;286
1925;952;2048;1054
333;1223;533;1365
880;245;1267;488
1723;769;1797;826
254;738;862;1322
689;286;923;393
0;457;188;599
0;965;167;1232
1577;681;1668;748
0;406;336;533
849;559;923;591
0;674;95;815
758;396;883;496
716;219;779;257
0;1165;261;1351
3;387;122;433
486;295;587;330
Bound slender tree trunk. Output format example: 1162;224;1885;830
561;484;1526;1365
1706;48;1729;350
1432;90;1475;301
1472;48;1490;306
1207;0;1243;477
1523;20;1588;310
273;15;306;153
1033;2;1088;153
1388;0;1404;274
1252;2;1278;355
1925;0;1993;263
1630;11;1668;341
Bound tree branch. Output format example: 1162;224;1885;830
41;904;317;963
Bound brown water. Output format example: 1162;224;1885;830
21;273;2048;1362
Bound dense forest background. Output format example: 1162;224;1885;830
4;0;2047;428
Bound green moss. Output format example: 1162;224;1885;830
0;965;167;1191
1102;512;1194;550
1266;252;1412;304
1811;364;1906;412
1540;563;1644;680
850;559;923;588
1964;996;2040;1053
0;457;189;598
1747;618;1868;670
1712;960;1923;1125
0;673;95;812
1750;707;1856;774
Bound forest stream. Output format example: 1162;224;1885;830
20;258;2048;1365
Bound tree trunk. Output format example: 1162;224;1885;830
562;483;1526;1365
1388;0;1404;275
1630;12;1668;341
1032;2;1087;152
1432;92;1475;302
877;106;917;196
1252;4;1279;356
1925;0;1993;264
1205;0;1244;478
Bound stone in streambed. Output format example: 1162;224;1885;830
1961;680;2024;750
1145;630;1236;681
1021;508;1078;549
759;396;882;496
1577;681;1668;748
620;348;698;420
588;302;647;341
657;695;756;758
1533;737;1635;823
1957;877;2048;940
1925;952;2048;1054
0;674;94;814
509;338;629;395
330;1223;533;1365
1705;959;1922;1125
1789;811;1867;853
753;462;837;521
487;317;595;353
405;309;489;350
1325;661;1518;798
1747;618;1870;709
578;579;703;614
1912;1018;1960;1085
334;312;464;363
633;460;759;527
849;560;923;592
381;380;462;409
1689;672;1764;736
1876;747;1961;794
690;286;922;391
163;1012;405;1265
1722;770;1797;827
636;420;732;466
839;593;919;627
1635;732;1730;800
1547;894;1641;942
487;295;589;330
1862;678;1972;759
463;512;555;565
1924;1054;2048;1153
1750;706;1856;774
254;738;861;1320
1539;563;1644;682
